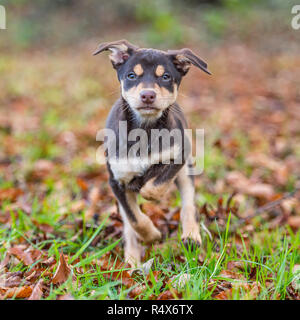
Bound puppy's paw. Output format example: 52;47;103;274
140;179;169;201
134;215;162;244
181;231;202;249
143;227;162;244
136;224;162;244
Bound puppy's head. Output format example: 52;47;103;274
94;39;211;121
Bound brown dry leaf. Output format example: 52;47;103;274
28;279;44;300
219;269;246;281
146;271;161;287
157;289;180;300
226;171;274;200
227;261;245;271
281;198;297;214
245;153;288;185
2;273;24;288
25;271;37;282
0;286;32;299
76;177;89;192
70;200;86;213
215;288;233;300
85;186;100;219
8;247;34;266
215;281;261;300
100;260;136;288
41;256;56;266
52;253;72;285
89;186;100;204
169;273;191;290
291;265;300;292
287;216;300;231
57;294;75;300
0;188;23;203
0;212;11;224
32;219;54;233
0;255;10;269
31;159;54;179
241;282;261;300
127;284;147;299
245;184;274;199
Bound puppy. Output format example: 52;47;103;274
94;39;210;267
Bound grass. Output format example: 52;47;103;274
0;6;300;298
1;197;299;300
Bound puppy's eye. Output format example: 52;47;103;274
162;73;171;81
127;72;137;80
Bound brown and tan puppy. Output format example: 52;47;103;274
94;40;211;267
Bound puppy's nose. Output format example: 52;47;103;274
140;90;156;104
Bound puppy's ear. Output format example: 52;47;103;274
167;48;211;76
93;39;138;69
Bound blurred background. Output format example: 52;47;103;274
0;0;299;229
0;0;299;301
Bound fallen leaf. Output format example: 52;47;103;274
76;177;89;192
2;273;24;288
52;253;72;285
146;271;161;287
25;271;37;282
85;187;100;219
131;258;154;278
219;269;246;281
226;171;274;199
227;261;245;271
31;159;54;179
127;284;147;299
287;216;300;231
32;220;54;233
28;279;43;300
0;188;23;203
240;282;261;300
0;255;10;269
291;265;300;291
57;294;75;300
41;256;56;267
70;200;86;213
245;184;274;199
157;289;180;300
215;288;233;300
8;247;34;266
169;273;191;290
0;286;32;299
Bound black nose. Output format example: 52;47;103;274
140;90;156;104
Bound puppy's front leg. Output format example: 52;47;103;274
176;164;201;246
118;204;143;267
109;177;161;265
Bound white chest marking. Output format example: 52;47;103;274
109;144;181;185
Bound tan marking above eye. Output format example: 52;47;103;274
133;64;143;76
155;65;165;77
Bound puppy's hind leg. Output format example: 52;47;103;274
176;163;201;246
